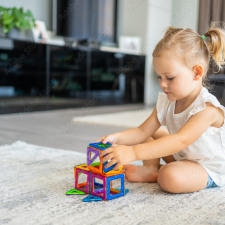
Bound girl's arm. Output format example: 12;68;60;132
134;103;220;160
101;103;220;170
98;107;161;146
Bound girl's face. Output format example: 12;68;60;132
153;52;200;101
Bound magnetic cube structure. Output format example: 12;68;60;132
73;142;127;201
87;142;122;175
74;164;125;200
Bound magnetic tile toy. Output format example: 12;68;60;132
66;142;129;201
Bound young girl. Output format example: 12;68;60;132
97;26;225;194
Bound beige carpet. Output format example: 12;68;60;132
1;141;225;225
72;108;154;127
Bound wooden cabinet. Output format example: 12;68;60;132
0;38;145;113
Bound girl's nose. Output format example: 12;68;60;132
160;80;167;89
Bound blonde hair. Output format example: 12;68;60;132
153;26;225;74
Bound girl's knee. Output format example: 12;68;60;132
157;164;184;193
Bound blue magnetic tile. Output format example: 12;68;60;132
89;142;112;150
116;188;129;195
103;160;117;172
94;182;103;188
83;195;103;202
106;173;125;200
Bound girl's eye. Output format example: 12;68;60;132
157;76;161;80
167;77;174;81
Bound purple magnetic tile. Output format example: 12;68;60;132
95;188;104;194
91;173;107;200
87;147;100;166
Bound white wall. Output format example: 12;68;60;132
0;0;52;29
144;0;200;106
172;0;199;31
118;0;148;54
144;0;173;106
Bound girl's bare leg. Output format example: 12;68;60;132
124;127;172;183
157;160;208;193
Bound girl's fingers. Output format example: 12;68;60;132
101;153;114;164
103;135;115;144
102;139;108;144
95;136;105;143
99;148;112;158
105;158;118;168
96;134;117;144
97;136;110;144
113;163;123;171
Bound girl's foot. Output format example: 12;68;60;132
123;164;158;183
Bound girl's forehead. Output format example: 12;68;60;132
153;50;178;61
153;55;178;68
153;54;188;74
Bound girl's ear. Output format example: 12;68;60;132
192;64;204;80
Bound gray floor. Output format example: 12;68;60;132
0;104;144;154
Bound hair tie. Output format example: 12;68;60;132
201;35;206;40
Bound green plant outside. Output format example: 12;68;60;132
0;6;35;34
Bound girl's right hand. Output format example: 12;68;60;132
96;133;119;145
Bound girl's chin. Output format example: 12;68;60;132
166;95;176;101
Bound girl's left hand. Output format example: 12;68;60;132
99;144;136;170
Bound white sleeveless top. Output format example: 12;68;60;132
156;87;225;186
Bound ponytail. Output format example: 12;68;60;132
204;27;225;70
